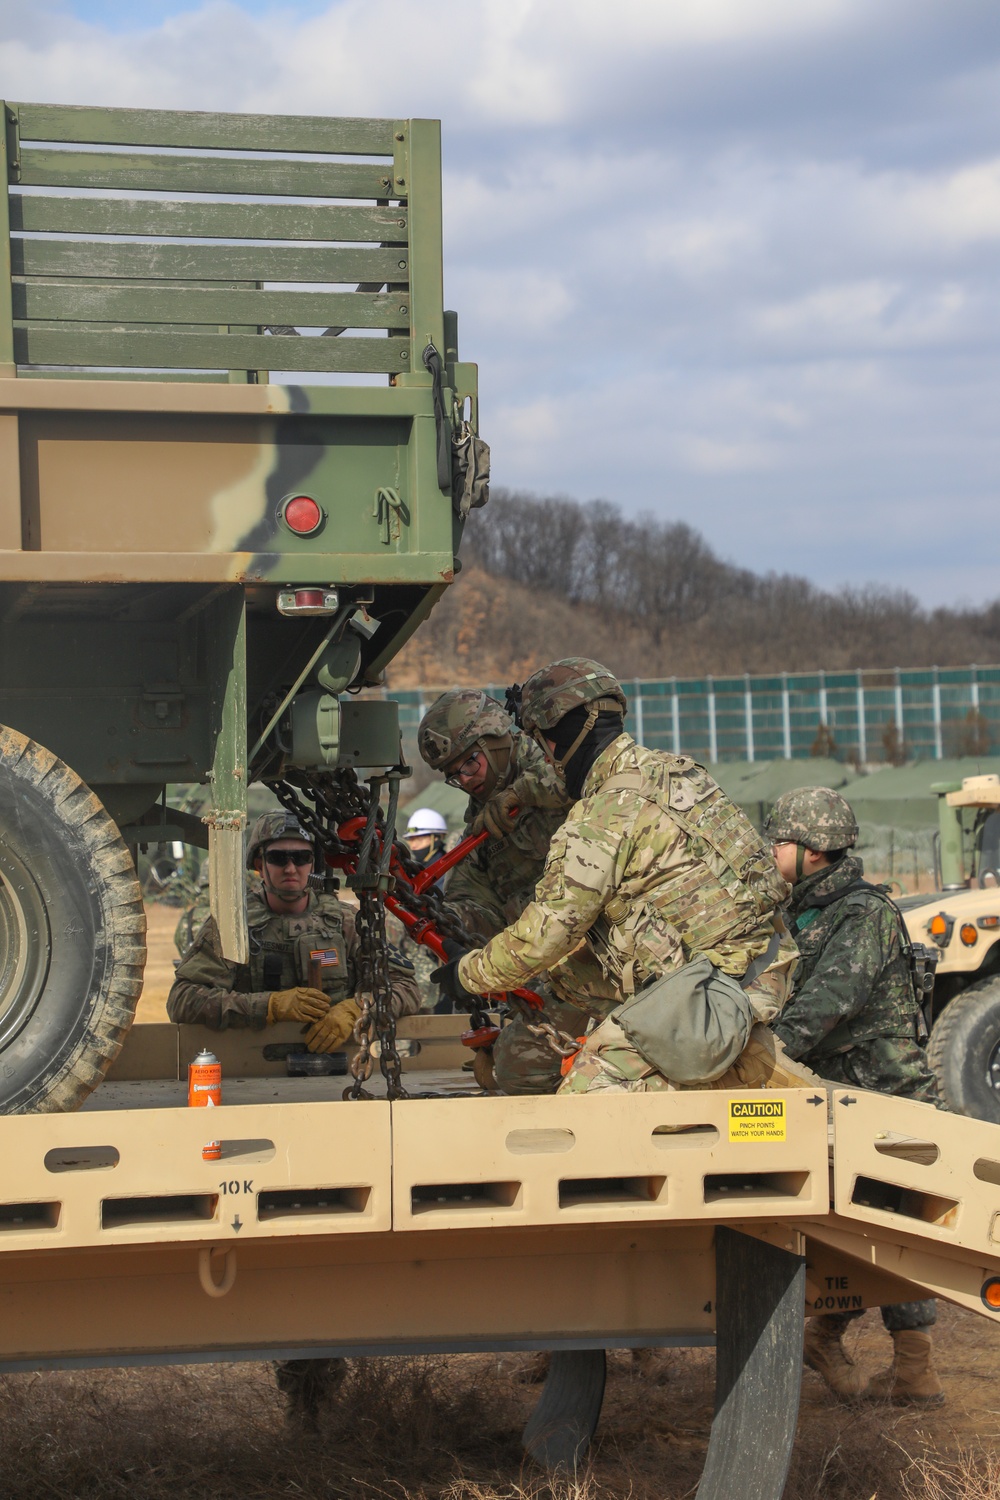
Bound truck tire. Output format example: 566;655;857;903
928;978;1000;1122
0;726;145;1113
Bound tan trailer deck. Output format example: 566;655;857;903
5;1021;1000;1494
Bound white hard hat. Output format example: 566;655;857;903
405;807;448;836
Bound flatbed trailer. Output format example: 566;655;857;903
5;1024;1000;1497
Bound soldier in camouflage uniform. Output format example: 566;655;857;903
167;812;420;1044
765;786;944;1408
417;688;580;1090
438;660;804;1095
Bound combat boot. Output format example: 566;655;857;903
803;1316;869;1400
865;1329;944;1407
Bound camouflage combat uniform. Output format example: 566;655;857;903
459;725;796;1094
765;787;940;1358
167;887;420;1028
417;689;578;1091
771;855;939;1104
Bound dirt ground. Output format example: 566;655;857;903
1;1302;999;1499
135;900;186;1023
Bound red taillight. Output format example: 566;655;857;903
282;495;322;535
293;589;325;609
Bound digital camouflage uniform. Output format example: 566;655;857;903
771;855;939;1105
765;787;940;1360
459;684;797;1095
167;887;420;1028
418;689;578;1092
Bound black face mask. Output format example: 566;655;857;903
551;709;625;800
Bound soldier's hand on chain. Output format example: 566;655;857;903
470;787;521;841
267;987;331;1025
430;946;479;1007
305;996;362;1053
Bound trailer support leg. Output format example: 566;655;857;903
696;1227;805;1500
521;1349;607;1472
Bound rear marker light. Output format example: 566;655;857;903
279;494;323;536
982;1277;1000;1311
277;587;340;617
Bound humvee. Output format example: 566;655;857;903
899;774;1000;1119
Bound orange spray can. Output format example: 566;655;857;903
188;1049;222;1160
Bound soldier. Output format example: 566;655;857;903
765;787;944;1409
434;659;804;1095
167;812;420;1045
417;688;580;1089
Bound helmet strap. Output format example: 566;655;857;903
475;733;512;800
549;697;624;775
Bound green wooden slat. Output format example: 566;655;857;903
0;104;14;372
9;194;407;243
14;326;410;373
12;104;396;155
12;240;409;283
17;367;230;382
19;148;393;199
13;284;410;328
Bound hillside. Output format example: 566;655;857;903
389;490;1000;688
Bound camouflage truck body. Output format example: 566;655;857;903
0;103;479;1111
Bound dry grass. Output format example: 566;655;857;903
0;1345;994;1500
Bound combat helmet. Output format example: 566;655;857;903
519;658;627;774
246;811;314;869
417;689;513;781
763;787;859;852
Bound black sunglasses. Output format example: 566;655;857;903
264;850;314;868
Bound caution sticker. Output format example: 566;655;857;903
728;1098;787;1142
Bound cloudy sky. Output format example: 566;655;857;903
3;0;1000;606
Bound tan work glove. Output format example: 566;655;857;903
267;987;330;1025
305;996;362;1054
470;786;521;841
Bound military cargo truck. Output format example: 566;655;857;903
0;101;481;1113
899;774;1000;1120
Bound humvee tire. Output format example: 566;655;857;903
928;978;1000;1122
0;726;145;1113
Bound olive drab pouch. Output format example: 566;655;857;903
614;958;754;1085
451;421;490;520
295;933;349;1002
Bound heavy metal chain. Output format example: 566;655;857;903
267;770;581;1067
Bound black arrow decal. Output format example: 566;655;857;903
838;1096;858;1107
231;1214;243;1233
806;1095;825;1106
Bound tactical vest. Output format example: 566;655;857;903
592;753;788;990
247;892;351;1001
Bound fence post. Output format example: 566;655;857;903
671;678;681;756
781;673;791;760
707;675;718;763
856;670;867;764
972;664;980;713
818;669;828;732
932;668;942;760
894;668;904;734
744;674;755;763
632;680;644;745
